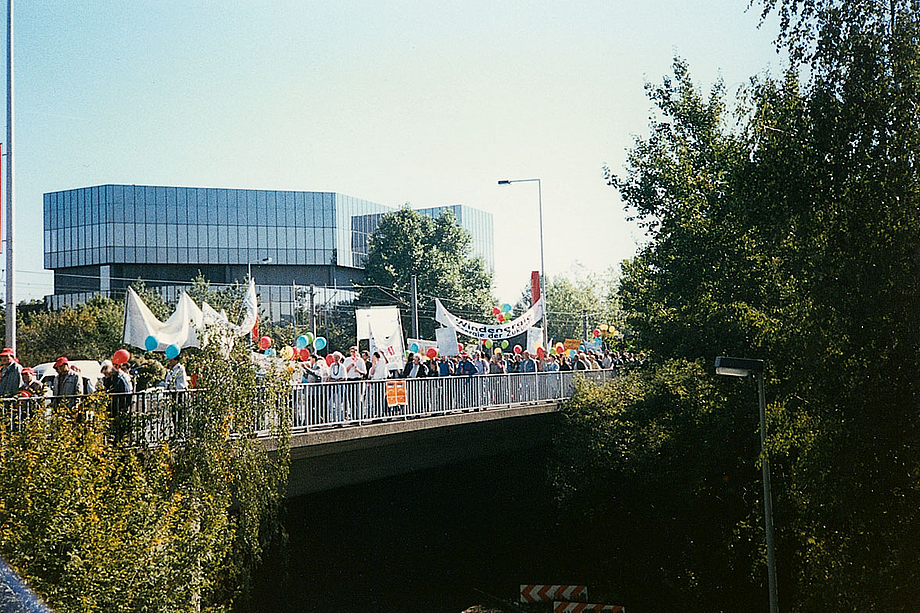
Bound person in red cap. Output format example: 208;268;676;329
0;347;23;398
18;367;49;398
51;357;83;402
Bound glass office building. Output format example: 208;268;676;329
44;185;495;320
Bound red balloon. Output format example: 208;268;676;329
593;328;601;337
259;336;272;350
514;345;522;354
492;306;501;315
325;354;334;366
457;342;464;352
112;349;131;365
536;347;546;358
497;314;505;322
426;347;438;358
299;348;311;360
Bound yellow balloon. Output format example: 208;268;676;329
281;346;294;360
599;323;609;331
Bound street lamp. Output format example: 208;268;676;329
248;257;272;281
715;356;779;613
497;178;547;350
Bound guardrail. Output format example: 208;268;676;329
288;370;617;432
1;370;620;442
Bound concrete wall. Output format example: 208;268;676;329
273;403;561;497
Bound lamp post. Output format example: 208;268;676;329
497;178;547;350
247;257;272;281
715;356;778;613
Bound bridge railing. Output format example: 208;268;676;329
2;370;620;440
287;370;617;432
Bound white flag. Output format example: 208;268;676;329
237;279;258;337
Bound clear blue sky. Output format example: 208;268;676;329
3;0;783;304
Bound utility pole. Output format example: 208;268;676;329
309;283;316;336
5;0;15;352
410;275;419;339
582;309;588;344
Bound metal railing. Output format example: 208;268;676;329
287;369;617;432
1;370;620;441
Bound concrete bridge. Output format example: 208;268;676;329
262;370;617;496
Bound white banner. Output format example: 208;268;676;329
435;326;459;356
526;327;543;353
362;306;406;372
434;297;545;340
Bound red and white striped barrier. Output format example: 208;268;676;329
520;585;587;603
554;602;624;613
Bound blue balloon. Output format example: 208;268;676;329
295;335;308;349
264;347;276;357
165;344;180;359
145;335;159;351
579;344;586;352
409;342;420;353
501;303;512;313
569;349;576;358
313;336;327;351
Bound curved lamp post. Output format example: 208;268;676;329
715;356;778;613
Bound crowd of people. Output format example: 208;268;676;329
0;348;190;401
295;346;647;384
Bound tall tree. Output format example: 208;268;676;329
358;207;494;339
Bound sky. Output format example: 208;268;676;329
3;0;784;305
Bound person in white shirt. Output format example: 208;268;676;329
160;356;189;391
327;352;346;422
344;346;367;380
369;351;389;380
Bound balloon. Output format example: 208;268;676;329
593;328;601;337
550;347;557;355
425;347;438;358
569;349;576;358
536;347;546;358
457;343;464;352
494;347;502;354
514;345;522;354
497;314;505;323
259;336;272;350
325;354;335;366
281;346;294;360
299;348;311;360
144;335;159;351
265;347;276;357
501;340;509;349
112;349;130;365
304;332;314;344
409;342;420;353
492;306;500;315
165;344;180;359
295;335;308;349
599;324;609;331
484;339;493;348
556;343;565;354
501;303;512;313
313;336;327;351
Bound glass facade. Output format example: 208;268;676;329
44;184;495;319
44;185;395;271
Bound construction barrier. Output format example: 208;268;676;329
554;602;624;613
520;585;587;603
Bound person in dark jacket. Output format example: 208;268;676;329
0;348;23;398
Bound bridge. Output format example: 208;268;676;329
2;370;619;495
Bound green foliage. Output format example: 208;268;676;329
358;207;494;339
0;335;290;612
16;297;125;366
550;361;763;610
517;265;623;343
606;3;920;607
